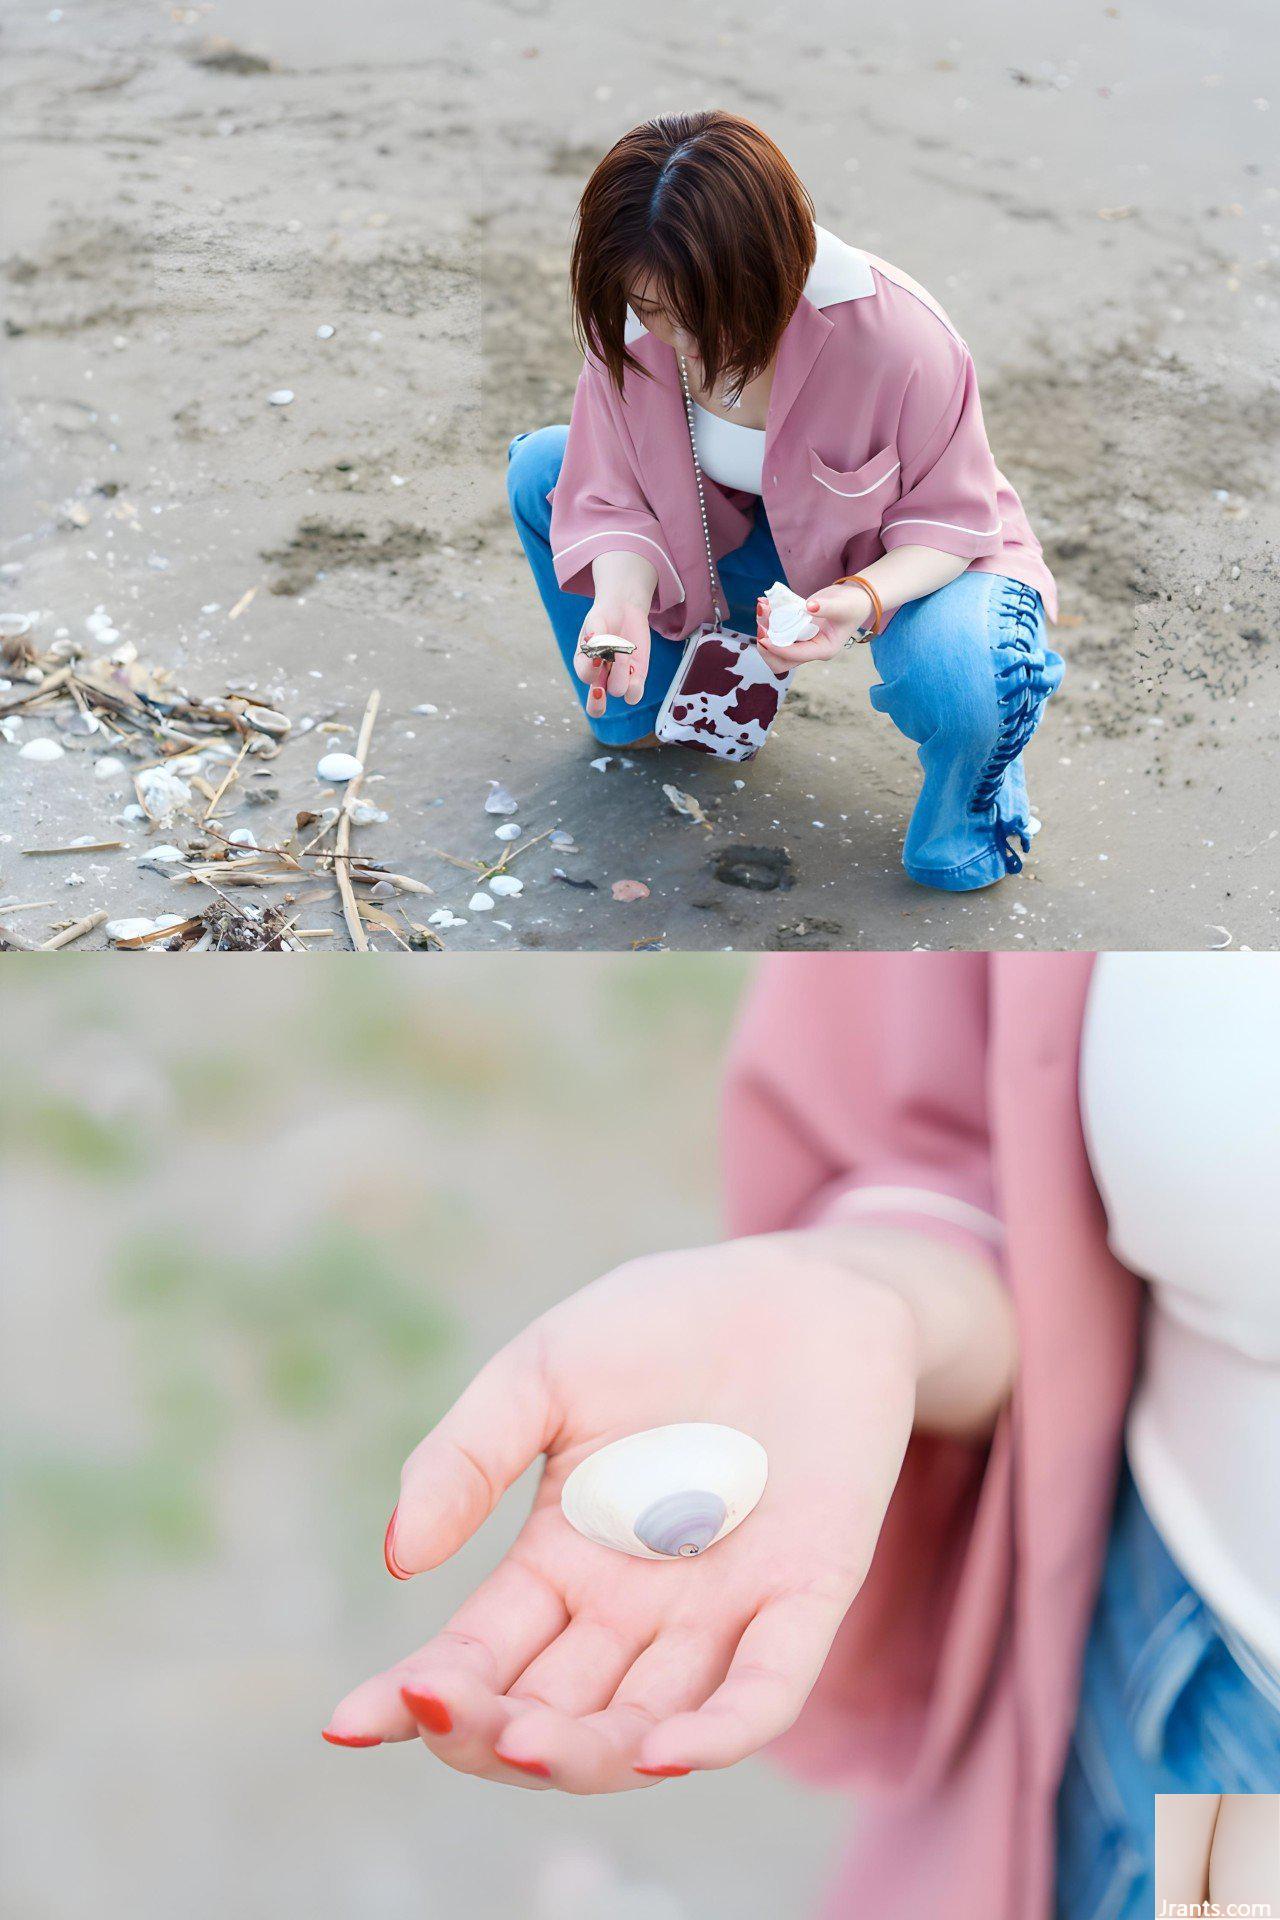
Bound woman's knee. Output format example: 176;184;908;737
505;424;568;524
875;610;1002;760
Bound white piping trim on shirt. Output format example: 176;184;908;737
552;529;684;599
835;1185;1005;1243
883;514;1002;537
811;458;901;499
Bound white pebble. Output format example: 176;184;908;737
19;737;64;762
493;821;520;841
316;325;335;339
268;389;295;406
468;892;494;912
316;751;364;782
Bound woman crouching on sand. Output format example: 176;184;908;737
506;111;1063;893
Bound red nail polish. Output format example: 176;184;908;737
400;1687;453;1735
634;1763;691;1777
322;1729;382;1747
384;1507;410;1581
496;1752;550;1777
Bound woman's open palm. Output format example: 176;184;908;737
324;1240;919;1791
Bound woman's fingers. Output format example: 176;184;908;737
325;1554;568;1750
585;658;608;717
490;1626;735;1792
323;1669;425;1748
755;639;794;678
632;1587;849;1774
389;1329;555;1576
506;1615;647;1719
605;652;632;700
409;1671;548;1785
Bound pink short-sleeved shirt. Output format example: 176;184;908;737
547;224;1058;638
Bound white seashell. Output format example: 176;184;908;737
316;324;335;339
135;763;191;823
488;873;522;897
468;891;494;912
763;580;819;649
19;737;64;762
94;756;126;780
560;1423;768;1561
136;844;186;873
484;780;518;815
427;908;467;929
347;798;388;826
243;704;290;737
268;389;295;406
493;821;520;841
316;751;363;782
105;917;160;943
0;716;23;743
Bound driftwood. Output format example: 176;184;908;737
42;909;109;950
333;688;381;952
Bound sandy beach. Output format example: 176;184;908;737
2;0;1276;950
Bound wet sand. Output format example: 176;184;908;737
2;0;1276;950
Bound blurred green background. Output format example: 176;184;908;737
0;956;845;1920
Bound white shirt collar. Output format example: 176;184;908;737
623;222;874;343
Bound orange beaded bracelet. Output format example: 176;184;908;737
835;573;883;641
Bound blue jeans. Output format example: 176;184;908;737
1056;1456;1280;1920
506;425;1064;891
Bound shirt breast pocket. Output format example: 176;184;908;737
807;442;901;531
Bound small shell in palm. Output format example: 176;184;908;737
560;1423;768;1561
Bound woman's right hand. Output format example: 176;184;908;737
574;596;652;718
324;1234;928;1790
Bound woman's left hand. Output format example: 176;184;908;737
755;582;873;673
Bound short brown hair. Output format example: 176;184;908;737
569;111;816;398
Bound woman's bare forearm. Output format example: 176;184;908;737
859;543;968;618
591;549;659;609
754;1222;1018;1440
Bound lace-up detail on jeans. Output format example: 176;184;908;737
970;580;1056;873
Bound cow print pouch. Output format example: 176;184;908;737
654;624;795;762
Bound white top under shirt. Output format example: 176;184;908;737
1080;953;1280;1682
690;402;766;494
